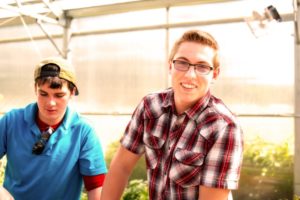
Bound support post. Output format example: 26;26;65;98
294;0;300;197
62;14;73;59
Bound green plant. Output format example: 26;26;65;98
234;137;294;200
81;190;88;200
122;179;149;200
0;157;6;185
105;140;149;199
105;140;147;181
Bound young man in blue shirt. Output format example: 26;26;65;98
0;57;107;200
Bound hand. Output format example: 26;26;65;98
0;186;14;200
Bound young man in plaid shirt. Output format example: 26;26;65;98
101;29;243;200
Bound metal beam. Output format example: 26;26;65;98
295;45;300;197
295;0;300;197
64;0;232;18
0;2;59;24
295;0;300;44
0;0;233;27
41;0;62;19
0;12;293;44
62;15;72;59
37;19;64;57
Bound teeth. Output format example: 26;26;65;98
182;83;196;89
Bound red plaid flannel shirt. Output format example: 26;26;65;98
121;88;243;200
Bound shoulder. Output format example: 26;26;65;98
2;103;35;121
139;88;173;119
196;95;239;126
195;96;243;141
143;88;171;101
63;107;95;133
210;96;237;121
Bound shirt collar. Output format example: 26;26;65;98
161;88;176;112
185;90;211;120
161;88;211;120
36;114;62;132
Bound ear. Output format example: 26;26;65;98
212;68;220;80
168;61;172;74
34;84;38;95
70;89;76;97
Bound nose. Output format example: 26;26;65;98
185;65;197;78
48;97;56;106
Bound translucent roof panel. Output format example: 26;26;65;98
54;0;142;10
169;0;293;24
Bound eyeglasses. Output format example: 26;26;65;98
32;127;53;155
172;60;213;75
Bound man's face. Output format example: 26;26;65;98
169;41;219;114
35;82;74;125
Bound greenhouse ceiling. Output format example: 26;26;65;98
0;0;297;46
0;0;232;27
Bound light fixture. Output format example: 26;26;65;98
245;5;282;38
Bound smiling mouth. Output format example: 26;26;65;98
181;83;197;89
47;109;56;113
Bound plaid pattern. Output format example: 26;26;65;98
121;88;243;200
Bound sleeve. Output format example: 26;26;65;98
83;174;106;191
79;122;108;176
120;98;146;154
201;121;244;190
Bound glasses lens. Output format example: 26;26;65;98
32;130;52;155
32;141;45;155
195;64;212;75
173;60;189;71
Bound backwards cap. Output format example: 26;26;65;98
34;56;79;95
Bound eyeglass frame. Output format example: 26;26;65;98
32;128;53;155
172;60;214;75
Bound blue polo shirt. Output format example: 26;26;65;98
0;103;107;200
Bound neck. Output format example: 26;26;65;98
36;114;62;131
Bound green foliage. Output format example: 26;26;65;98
122;179;149;200
1;138;295;200
81;190;88;200
104;140;120;168
105;140;147;181
105;141;149;199
0;157;6;185
243;137;293;175
234;137;294;200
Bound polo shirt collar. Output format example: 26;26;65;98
23;103;78;134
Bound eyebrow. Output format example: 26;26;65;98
38;88;66;95
175;57;210;65
38;89;47;93
174;56;188;61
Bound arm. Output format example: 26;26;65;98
87;187;101;200
0;186;14;200
101;145;142;200
198;186;230;200
83;174;105;200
